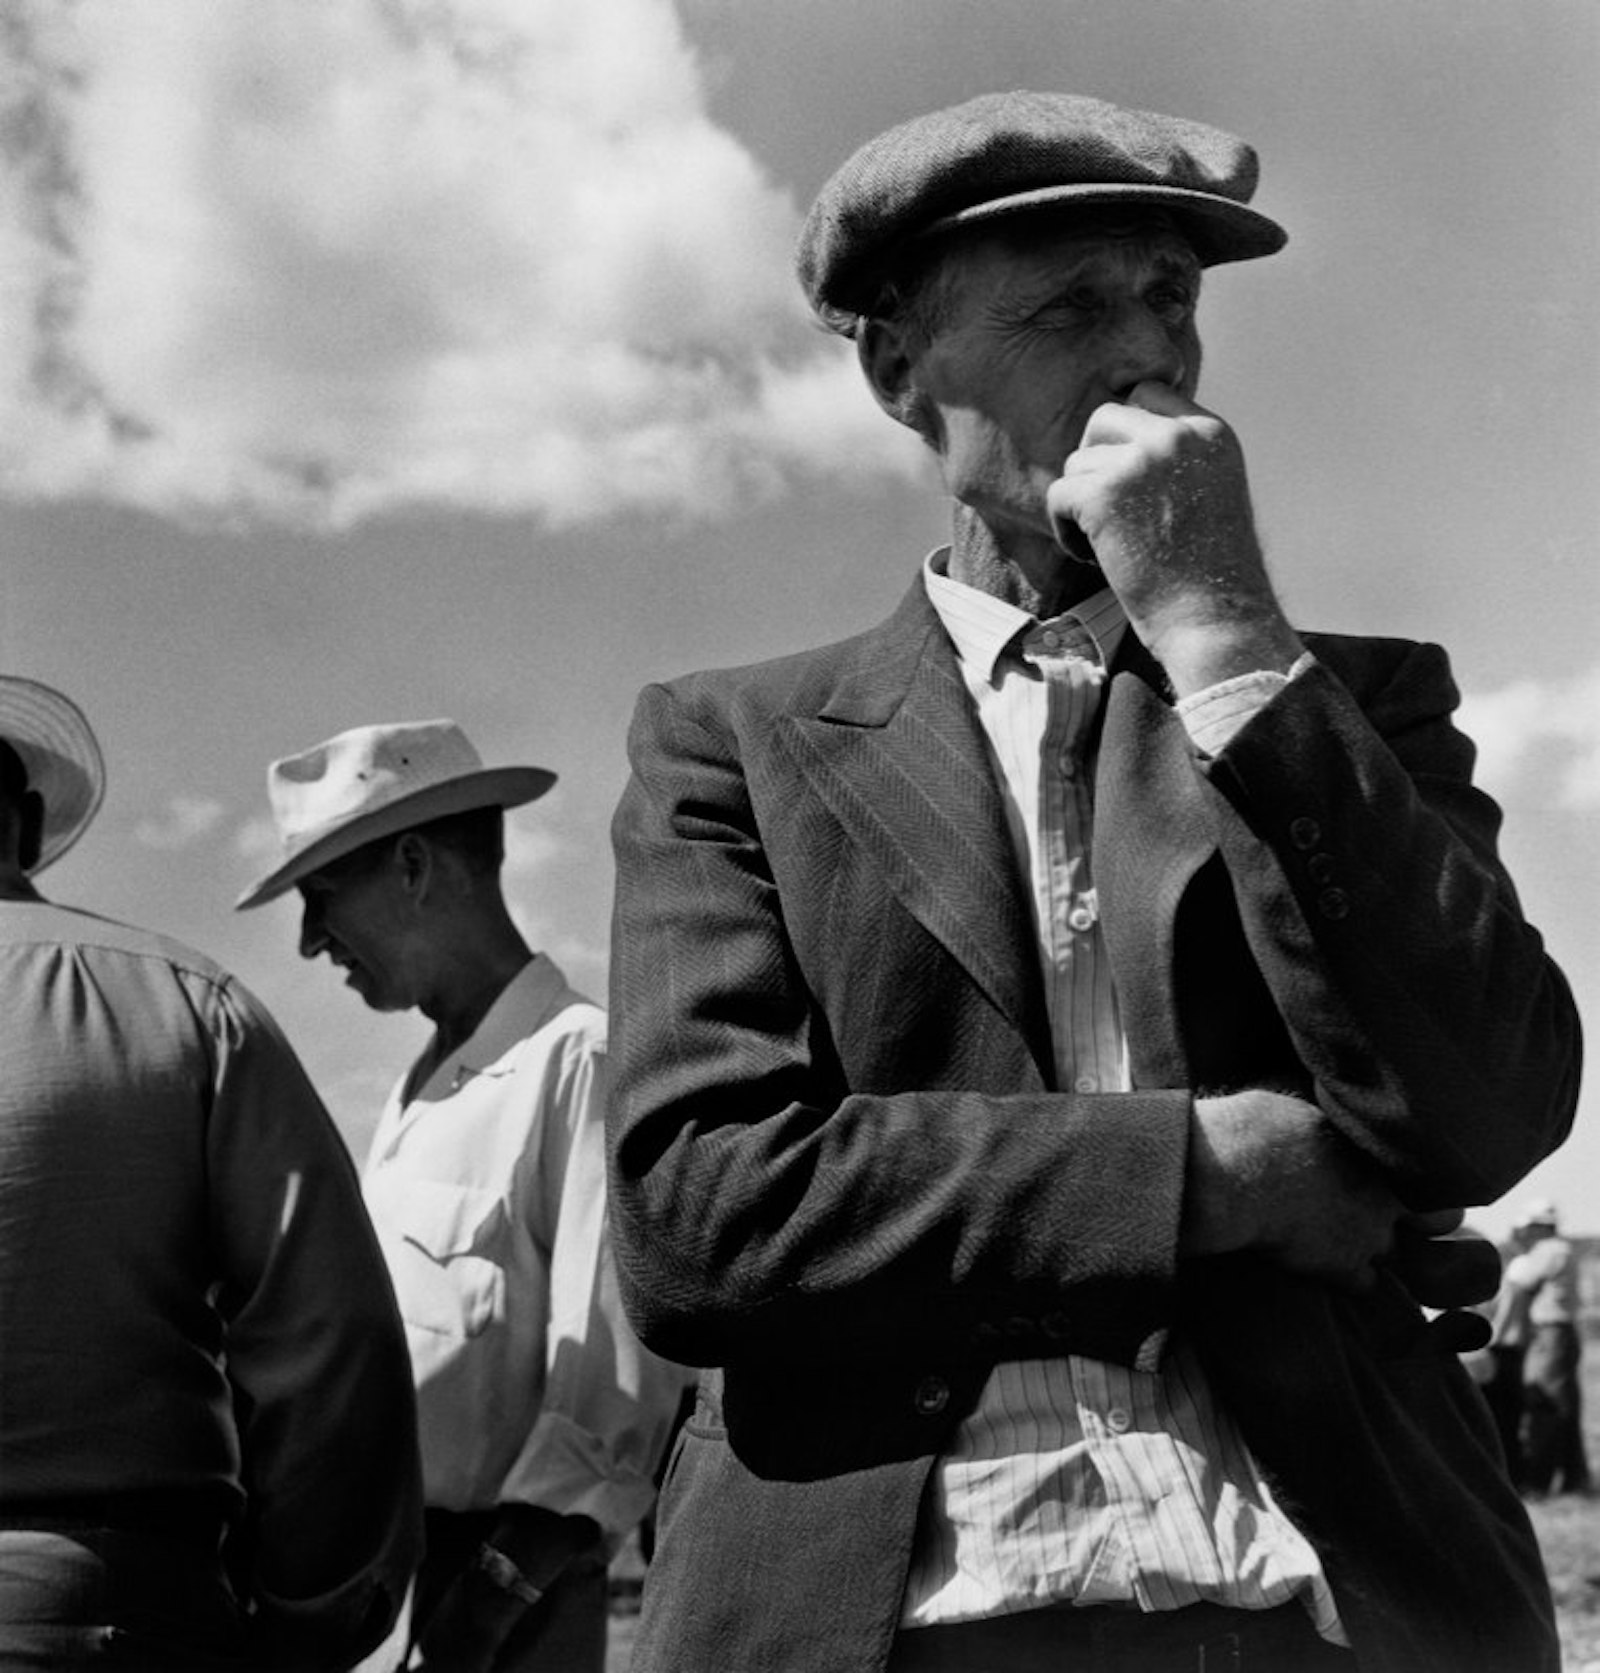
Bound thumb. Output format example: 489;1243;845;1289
1044;474;1098;564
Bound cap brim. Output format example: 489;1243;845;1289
918;181;1288;268
235;765;554;910
0;677;106;873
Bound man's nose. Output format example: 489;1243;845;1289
298;905;328;961
1105;305;1187;396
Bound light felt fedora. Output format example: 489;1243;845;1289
236;719;554;909
0;674;106;873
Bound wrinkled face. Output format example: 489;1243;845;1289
900;218;1203;544
296;844;423;1014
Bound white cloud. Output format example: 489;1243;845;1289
132;792;226;850
503;816;566;879
1457;666;1600;812
0;0;917;531
234;812;281;862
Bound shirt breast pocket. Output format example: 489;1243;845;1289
388;1178;508;1341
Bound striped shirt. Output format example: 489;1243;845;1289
901;552;1343;1644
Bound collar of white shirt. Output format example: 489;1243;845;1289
922;547;1130;684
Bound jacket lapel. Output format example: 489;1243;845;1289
1093;635;1221;1087
782;584;1053;1080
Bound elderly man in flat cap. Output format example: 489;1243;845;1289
605;92;1581;1673
0;675;422;1671
239;720;689;1673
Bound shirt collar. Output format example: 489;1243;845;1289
922;547;1129;684
439;954;565;1081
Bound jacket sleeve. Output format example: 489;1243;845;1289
203;978;423;1671
607;676;1193;1377
1198;640;1580;1205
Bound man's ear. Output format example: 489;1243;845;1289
16;790;44;873
856;317;937;441
394;832;434;902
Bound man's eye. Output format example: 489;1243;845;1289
1148;289;1195;324
1032;288;1099;325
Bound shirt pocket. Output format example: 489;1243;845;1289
385;1178;507;1341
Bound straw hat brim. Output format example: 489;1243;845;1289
0;677;106;873
235;765;553;909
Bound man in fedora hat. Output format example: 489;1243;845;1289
0;675;422;1670
605;91;1581;1673
240;719;688;1673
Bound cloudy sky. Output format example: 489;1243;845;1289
2;0;1595;1242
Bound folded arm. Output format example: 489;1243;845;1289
608;677;1198;1374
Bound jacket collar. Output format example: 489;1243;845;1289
794;578;1216;1089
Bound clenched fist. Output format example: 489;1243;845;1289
1047;382;1303;694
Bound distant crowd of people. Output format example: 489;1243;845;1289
0;83;1587;1673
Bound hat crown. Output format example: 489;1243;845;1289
268;720;482;849
863;90;1258;206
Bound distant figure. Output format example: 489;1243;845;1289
0;675;422;1671
240;719;690;1673
1503;1198;1591;1497
1484;1232;1536;1485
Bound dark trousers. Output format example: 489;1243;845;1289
1523;1323;1591;1495
0;1526;245;1671
1484;1343;1528;1485
886;1600;1354;1673
415;1509;608;1673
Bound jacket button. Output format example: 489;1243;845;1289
1288;817;1321;850
913;1376;951;1416
1041;1311;1071;1339
1317;887;1350;920
1307;852;1336;884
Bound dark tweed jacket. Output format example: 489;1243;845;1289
607;579;1580;1673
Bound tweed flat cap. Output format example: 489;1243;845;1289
798;90;1287;331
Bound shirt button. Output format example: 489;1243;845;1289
1074;1074;1099;1093
1107;1407;1132;1434
1289;817;1321;850
1067;904;1095;933
912;1376;951;1416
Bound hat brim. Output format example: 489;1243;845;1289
918;181;1288;268
235;765;554;910
0;677;106;874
